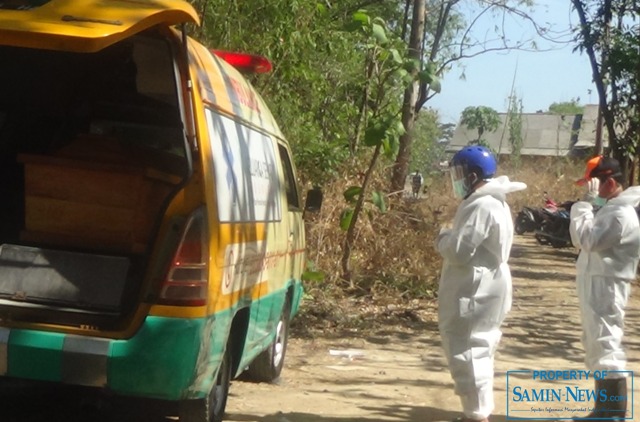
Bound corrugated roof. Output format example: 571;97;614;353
447;112;581;156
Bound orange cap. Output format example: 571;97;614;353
576;155;603;186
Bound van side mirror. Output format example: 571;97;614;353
304;188;323;213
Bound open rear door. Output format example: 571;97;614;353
0;0;199;52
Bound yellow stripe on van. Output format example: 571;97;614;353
149;304;207;319
190;42;235;116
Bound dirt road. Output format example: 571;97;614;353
2;235;638;421
225;235;640;422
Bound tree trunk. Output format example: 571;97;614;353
390;0;426;194
572;0;618;157
416;1;456;111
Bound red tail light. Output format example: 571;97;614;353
211;50;272;74
158;211;208;306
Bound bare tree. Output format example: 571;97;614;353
571;0;640;182
390;0;558;193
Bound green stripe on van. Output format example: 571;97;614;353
1;281;302;399
289;279;304;317
9;329;64;381
108;310;234;400
109;316;207;398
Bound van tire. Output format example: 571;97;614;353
180;346;231;422
246;300;291;382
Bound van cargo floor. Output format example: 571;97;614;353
0;244;130;311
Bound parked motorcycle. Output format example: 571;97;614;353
514;193;559;235
534;200;576;248
525;201;640;248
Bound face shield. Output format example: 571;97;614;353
449;163;470;199
449;146;497;199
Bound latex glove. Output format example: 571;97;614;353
582;178;600;204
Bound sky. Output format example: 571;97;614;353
428;1;597;124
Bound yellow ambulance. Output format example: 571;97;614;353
0;1;320;421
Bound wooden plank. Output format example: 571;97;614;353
20;152;179;254
25;197;135;239
23;163;143;208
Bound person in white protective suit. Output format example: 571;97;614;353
436;145;526;422
570;155;640;421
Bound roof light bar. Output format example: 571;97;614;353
211;50;272;74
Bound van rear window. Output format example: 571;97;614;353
0;0;50;10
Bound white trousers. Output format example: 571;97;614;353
576;274;630;377
438;263;511;420
440;327;501;419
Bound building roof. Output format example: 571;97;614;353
575;104;608;149
447;104;605;156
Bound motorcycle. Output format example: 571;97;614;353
514;193;559;235
524;199;640;250
534;199;576;248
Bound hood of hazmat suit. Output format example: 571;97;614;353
436;175;526;420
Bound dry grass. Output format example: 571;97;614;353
292;156;587;337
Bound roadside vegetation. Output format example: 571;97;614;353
293;157;584;337
183;0;638;335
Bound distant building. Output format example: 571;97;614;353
447;104;606;157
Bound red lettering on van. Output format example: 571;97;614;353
229;78;259;112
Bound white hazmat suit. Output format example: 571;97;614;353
569;186;640;375
437;176;526;420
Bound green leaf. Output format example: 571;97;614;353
429;77;442;93
316;3;327;15
395;68;409;80
343;186;362;203
364;123;386;146
371;191;387;213
381;138;393;156
418;69;434;83
339;208;354;231
371;23;388;44
302;270;325;282
352;11;370;26
382;137;399;158
389;48;403;64
403;59;420;73
345;20;364;32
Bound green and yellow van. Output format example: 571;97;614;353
0;1;320;421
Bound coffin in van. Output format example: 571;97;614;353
0;28;191;325
18;135;181;254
